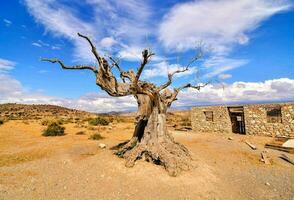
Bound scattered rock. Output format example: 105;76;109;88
260;151;271;165
245;141;257;150
98;143;106;149
282;139;294;148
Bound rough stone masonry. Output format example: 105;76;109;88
191;102;294;137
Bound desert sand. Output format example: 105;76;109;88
0;120;293;200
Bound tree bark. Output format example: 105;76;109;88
113;94;192;176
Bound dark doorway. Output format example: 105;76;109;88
228;107;246;134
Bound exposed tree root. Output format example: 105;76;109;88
113;138;192;177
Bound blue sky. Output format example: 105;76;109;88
0;0;293;112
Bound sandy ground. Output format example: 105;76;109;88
0;120;293;200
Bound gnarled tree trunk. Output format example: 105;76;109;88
114;94;192;176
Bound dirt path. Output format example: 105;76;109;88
0;121;293;200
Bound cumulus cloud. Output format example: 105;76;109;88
24;0;153;62
159;0;291;53
24;0;98;61
174;78;294;108
0;74;136;113
0;74;293;112
159;0;291;77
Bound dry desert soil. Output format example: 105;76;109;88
0;120;293;200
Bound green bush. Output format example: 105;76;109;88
88;117;109;126
42;122;65;137
89;133;104;140
0;119;4;125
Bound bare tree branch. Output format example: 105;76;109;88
157;67;189;91
134;49;154;85
109;56;127;83
169;82;210;103
41;58;98;73
157;48;203;91
77;33;101;65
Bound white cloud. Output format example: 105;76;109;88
218;74;232;80
51;45;61;50
32;42;42;47
174;78;294;108
143;61;197;79
159;0;291;53
100;37;116;48
203;56;249;78
0;73;293;112
158;0;291;78
32;40;61;50
24;0;97;61
0;74;136;113
24;0;154;62
0;75;23;98
3;19;12;26
0;58;16;72
118;46;143;61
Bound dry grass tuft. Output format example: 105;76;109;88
89;133;104;140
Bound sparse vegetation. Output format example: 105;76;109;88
180;117;192;126
88;117;109;126
89;133;104;140
42;122;65;137
41;119;64;126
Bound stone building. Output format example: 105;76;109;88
191;102;294;137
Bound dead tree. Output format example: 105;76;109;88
42;33;207;176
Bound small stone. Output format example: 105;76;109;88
98;143;106;149
228;137;233;140
265;182;270;186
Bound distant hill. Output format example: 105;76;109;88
0;103;95;120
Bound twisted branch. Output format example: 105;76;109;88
41;58;98;73
158;49;203;91
134;49;154;85
169;82;210;103
77;33;101;65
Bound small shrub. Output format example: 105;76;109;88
42;122;65;137
76;131;85;135
41;119;51;126
41;119;63;126
0;119;4;125
89;133;104;140
180;118;191;126
88;117;109;126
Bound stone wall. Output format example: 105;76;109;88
191;103;294;137
191;106;231;133
244;103;294;137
